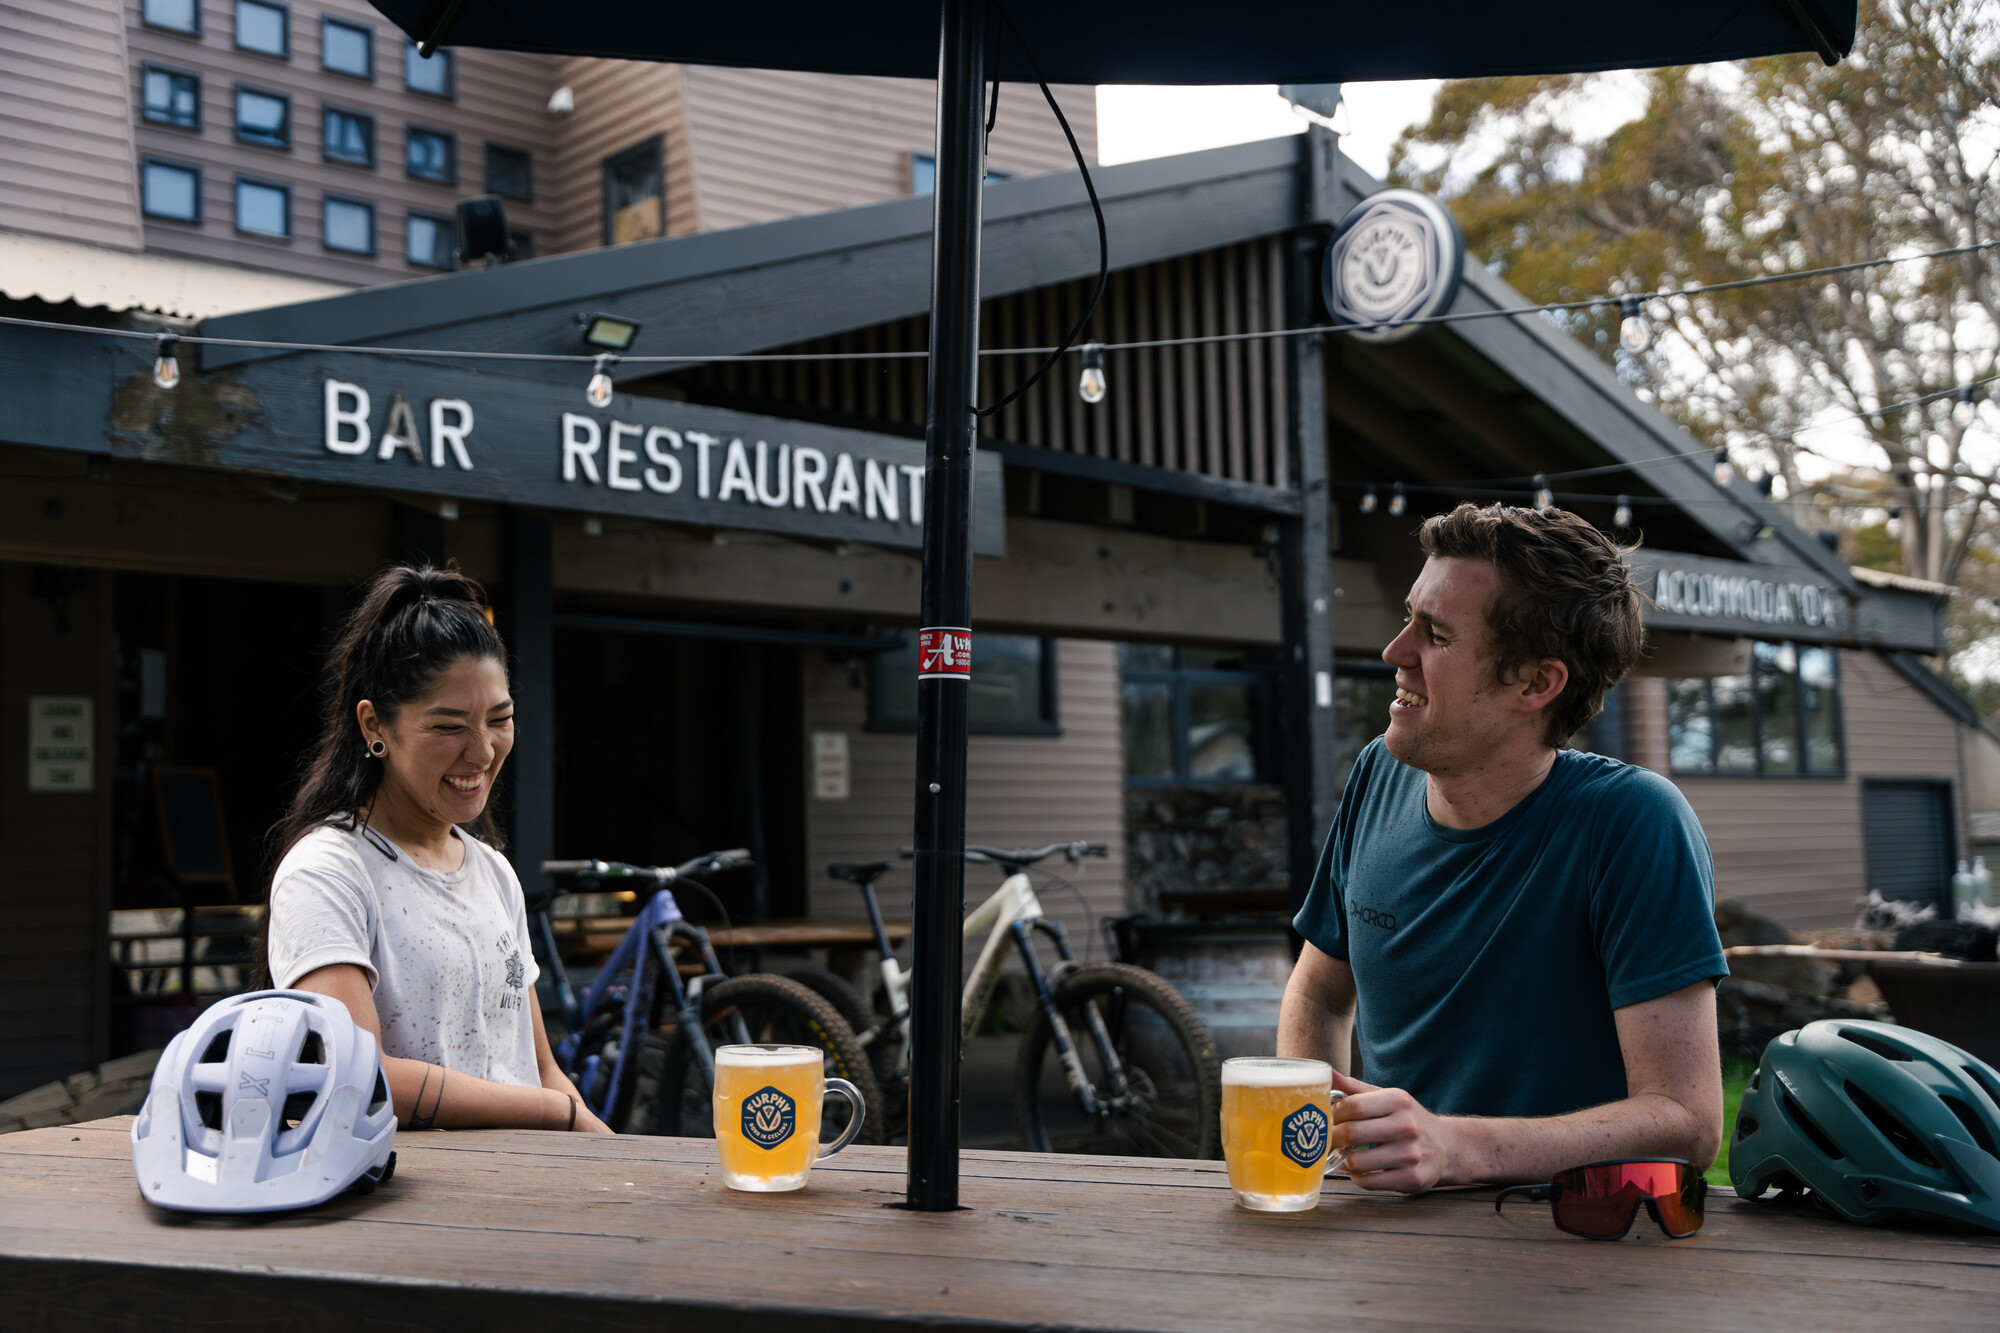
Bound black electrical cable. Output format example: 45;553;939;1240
970;1;1108;419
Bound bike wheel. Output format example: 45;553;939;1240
785;967;905;1116
651;974;886;1145
1014;962;1221;1159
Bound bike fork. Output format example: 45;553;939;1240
1011;920;1125;1119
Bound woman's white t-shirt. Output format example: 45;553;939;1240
267;822;542;1087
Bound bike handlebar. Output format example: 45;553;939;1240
895;841;1107;869
538;849;753;882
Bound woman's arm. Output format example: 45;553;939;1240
294;964;601;1132
529;997;612;1133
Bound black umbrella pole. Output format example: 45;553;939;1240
906;0;988;1212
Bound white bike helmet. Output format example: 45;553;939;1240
132;989;397;1213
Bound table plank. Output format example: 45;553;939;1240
3;1120;1995;1331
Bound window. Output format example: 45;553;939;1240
142;0;200;35
235;86;290;148
142;66;201;129
1668;641;1843;777
406;126;456;183
1120;644;1273;784
141;159;201;222
323;107;374;166
322;17;372;77
909;154;1010;195
235;0;289;57
870;634;1059;734
406;211;455;268
235;177;290;238
322;196;374;254
404;41;453;97
484;143;532;200
602;138;664;245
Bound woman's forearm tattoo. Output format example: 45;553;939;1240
407;1066;445;1130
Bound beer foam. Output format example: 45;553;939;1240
715;1044;823;1068
1222;1057;1332;1088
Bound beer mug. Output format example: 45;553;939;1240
1221;1057;1336;1212
712;1044;865;1192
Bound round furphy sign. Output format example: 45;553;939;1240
1321;189;1466;344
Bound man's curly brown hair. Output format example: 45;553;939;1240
1418;502;1644;747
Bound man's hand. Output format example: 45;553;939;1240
1328;1069;1460;1194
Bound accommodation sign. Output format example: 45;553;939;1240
1637;553;1853;643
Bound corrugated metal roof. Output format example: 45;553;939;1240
0;232;348;321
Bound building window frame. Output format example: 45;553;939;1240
403;40;455;99
868;634;1061;737
405;209;456;269
1667;640;1846;779
141;64;203;131
322;194;376;256
601;136;666;247
1120;644;1275;787
233;175;292;240
233;0;291;59
484;142;533;201
320;16;374;79
405;125;457;184
141;0;201;37
322;104;376;168
141;157;203;224
233;84;292;150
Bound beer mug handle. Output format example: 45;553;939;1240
817;1077;866;1159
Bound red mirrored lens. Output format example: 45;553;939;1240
1552;1162;1701;1239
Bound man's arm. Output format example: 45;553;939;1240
1325;979;1722;1193
1276;941;1356;1075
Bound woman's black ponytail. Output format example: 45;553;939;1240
269;562;509;870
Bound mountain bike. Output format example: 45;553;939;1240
820;842;1221;1158
530;853;881;1142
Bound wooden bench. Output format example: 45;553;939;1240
546;916;911;968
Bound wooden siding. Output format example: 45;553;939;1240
674;238;1290;489
544;58;698;255
125;0;560;285
0;0;143;250
1625;651;1967;928
680;68;1095;235
800;639;1128;956
0;564;114;1099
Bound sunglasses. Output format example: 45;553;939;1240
1494;1159;1707;1240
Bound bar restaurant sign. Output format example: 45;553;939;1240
1636;552;1854;644
109;344;1005;556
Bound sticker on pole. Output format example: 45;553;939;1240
918;628;972;680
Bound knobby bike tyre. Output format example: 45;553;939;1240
1013;961;1222;1160
784;967;906;1128
651;973;887;1145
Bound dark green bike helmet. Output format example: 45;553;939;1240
1731;1019;2000;1232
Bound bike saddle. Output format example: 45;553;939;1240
828;861;896;885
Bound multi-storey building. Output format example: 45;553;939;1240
2;0;1095;292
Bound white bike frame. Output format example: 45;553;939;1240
875;868;1050;1078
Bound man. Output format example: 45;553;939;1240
1278;502;1726;1194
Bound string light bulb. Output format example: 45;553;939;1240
1359;485;1378;515
1712;447;1733;485
152;334;180;390
586;353;616;409
1618;295;1649;354
1614;494;1632;529
1388;481;1407;517
1078;343;1107;405
1533;475;1553;510
1956;384;1983;428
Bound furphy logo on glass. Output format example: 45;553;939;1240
741;1086;797;1149
1281;1103;1329;1169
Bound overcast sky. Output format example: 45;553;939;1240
1095;82;1444;181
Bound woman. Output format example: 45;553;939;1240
265;563;611;1133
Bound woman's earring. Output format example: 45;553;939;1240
367;739;387;758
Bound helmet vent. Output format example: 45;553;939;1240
1845;1081;1940;1169
297;1030;325;1064
367;1068;389;1117
1839;1028;1913;1061
198;1031;231;1064
1939;1095;1999;1159
280;1091;316;1130
1734;1110;1759;1143
1964;1063;2000;1113
196;1091;223;1131
1780;1088;1845;1160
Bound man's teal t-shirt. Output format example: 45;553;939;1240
1293;739;1725;1119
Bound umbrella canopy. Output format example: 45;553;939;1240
367;0;1855;81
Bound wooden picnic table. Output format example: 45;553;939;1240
3;1118;1996;1330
